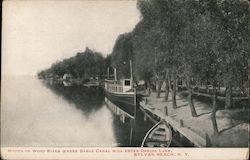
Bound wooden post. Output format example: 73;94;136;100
179;132;184;143
130;88;137;146
180;119;184;127
129;127;133;145
134;88;137;120
165;105;168;116
205;134;211;147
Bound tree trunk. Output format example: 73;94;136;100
187;75;197;117
147;80;151;96
145;79;148;90
176;79;179;91
211;87;219;136
156;79;164;98
225;82;232;109
171;73;177;109
164;72;170;101
205;79;209;92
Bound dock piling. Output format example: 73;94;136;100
164;105;168;116
180;119;184;127
205;134;211;147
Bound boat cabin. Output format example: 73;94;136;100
122;79;133;92
105;79;133;93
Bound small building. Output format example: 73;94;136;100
63;73;73;80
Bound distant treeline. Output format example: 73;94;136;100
38;47;109;79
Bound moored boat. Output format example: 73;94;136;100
141;120;172;147
104;60;137;118
104;78;136;117
105;97;134;123
83;81;100;88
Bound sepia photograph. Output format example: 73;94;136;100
1;0;249;159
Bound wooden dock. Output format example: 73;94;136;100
139;96;208;147
139;91;249;148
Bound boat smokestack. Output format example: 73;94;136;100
130;60;133;86
114;68;117;81
107;67;109;79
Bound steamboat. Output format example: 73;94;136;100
104;61;137;118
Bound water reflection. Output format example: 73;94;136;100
43;81;104;117
1;76;155;147
41;79;194;147
1;76;116;147
43;80;153;147
105;98;154;147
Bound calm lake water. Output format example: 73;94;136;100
1;76;152;147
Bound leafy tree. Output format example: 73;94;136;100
38;47;105;80
111;33;134;79
219;0;250;109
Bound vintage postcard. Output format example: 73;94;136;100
1;0;249;159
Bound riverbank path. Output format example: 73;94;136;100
140;92;248;147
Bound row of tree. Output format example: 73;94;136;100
38;47;108;80
109;0;249;135
38;0;249;135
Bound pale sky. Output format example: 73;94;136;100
2;0;140;76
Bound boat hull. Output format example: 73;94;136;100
141;120;172;147
105;90;136;117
